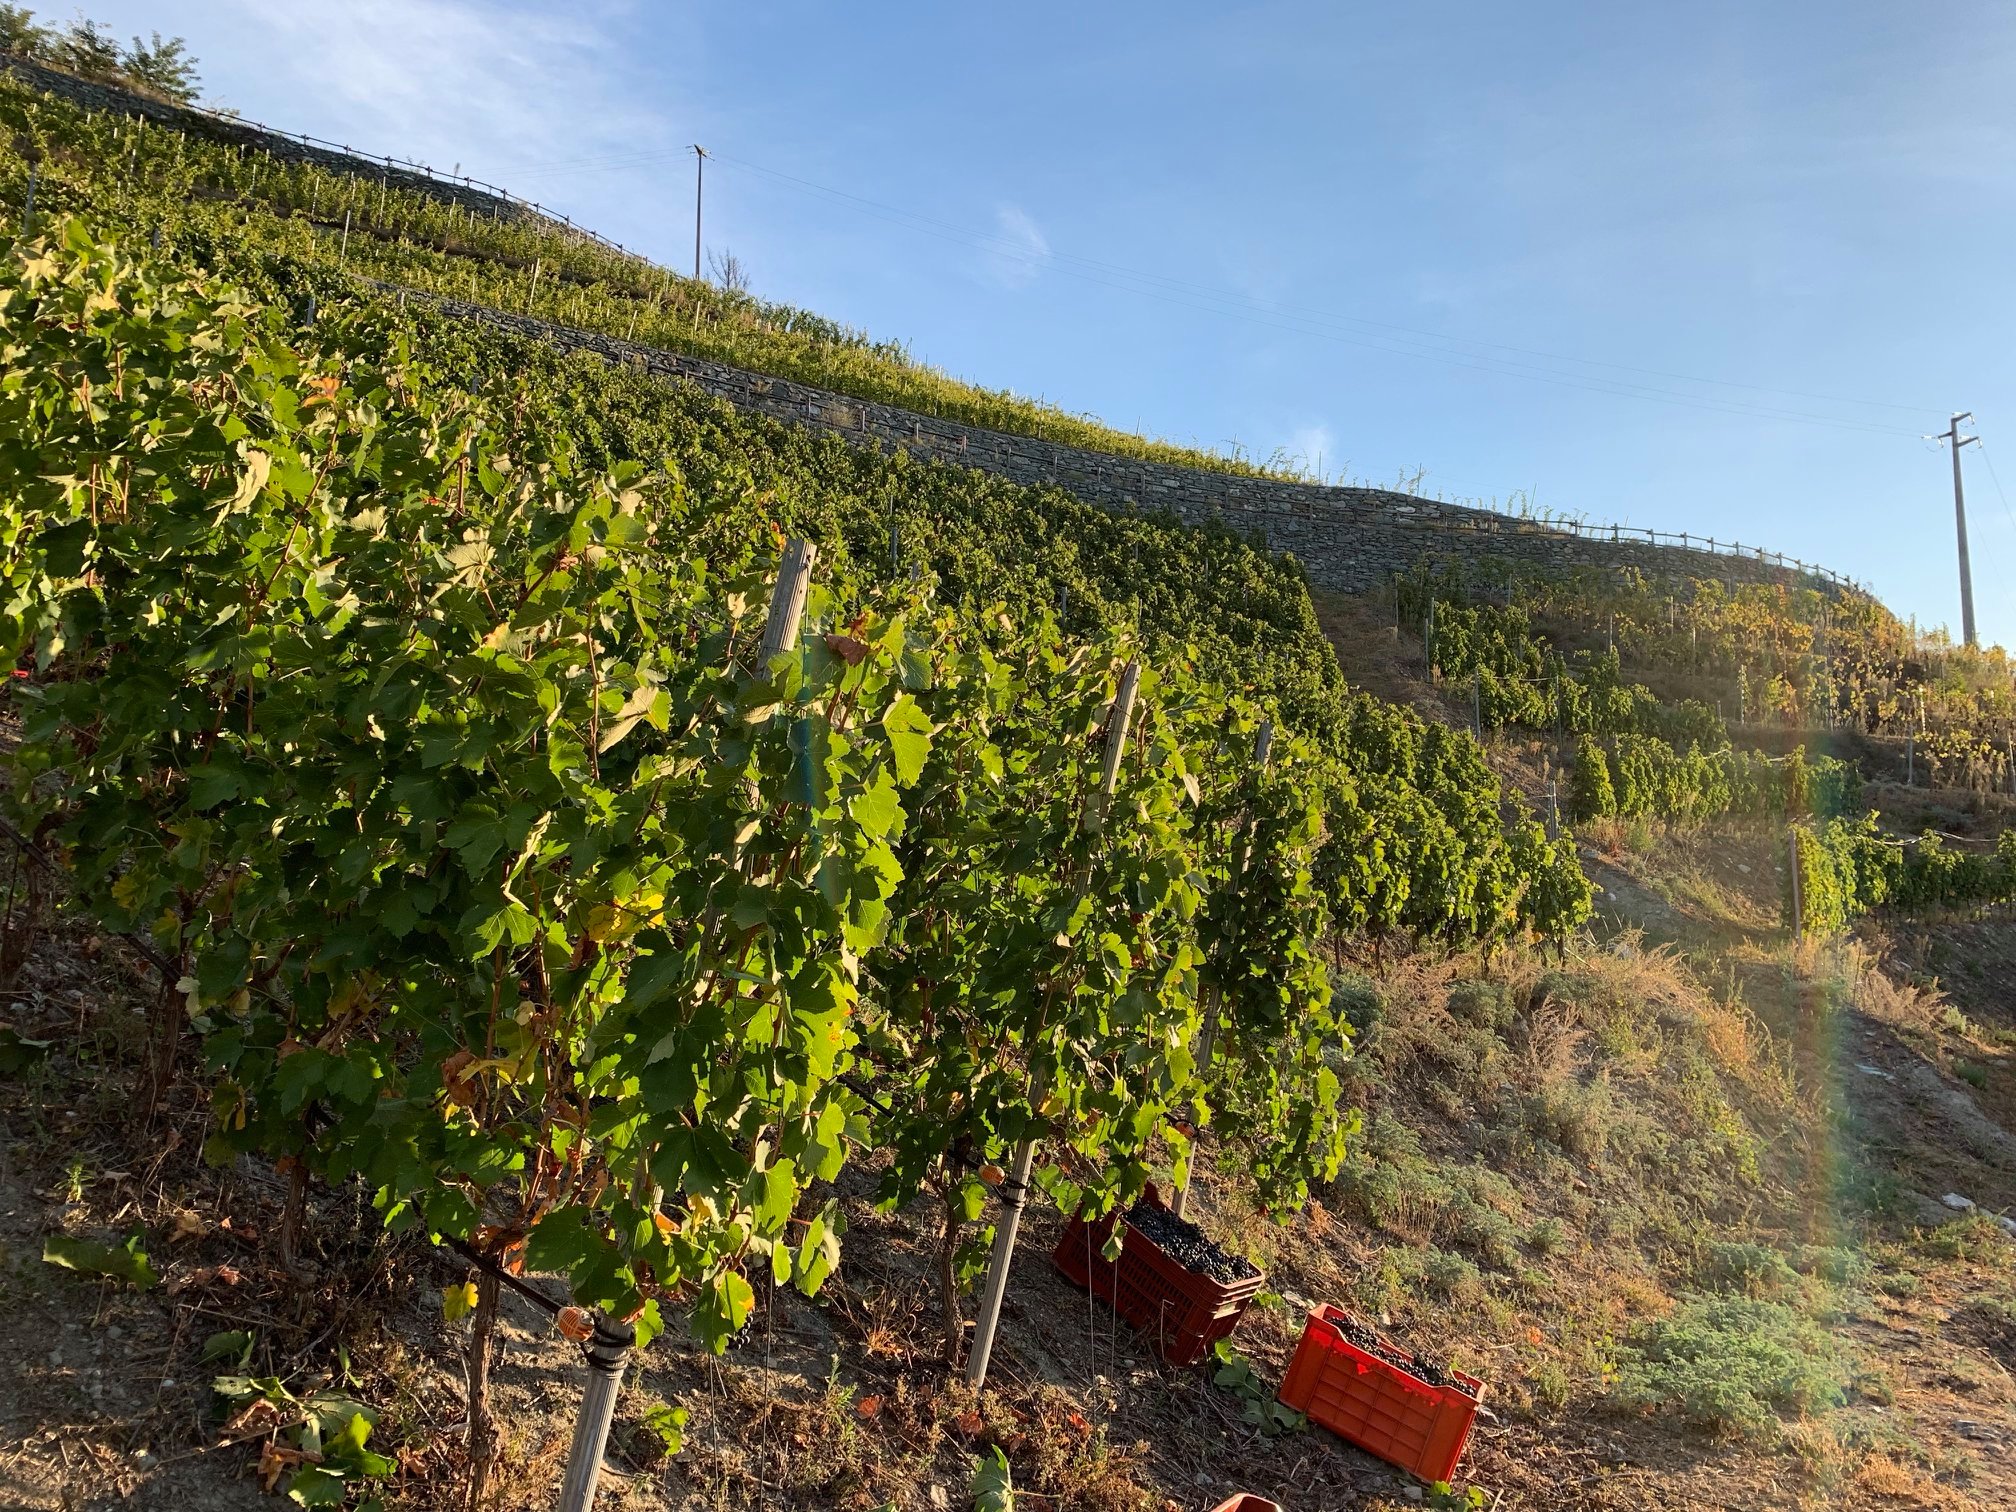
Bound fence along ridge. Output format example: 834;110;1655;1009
0;49;641;261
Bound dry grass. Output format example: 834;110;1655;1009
1849;943;1952;1034
1849;1452;1993;1509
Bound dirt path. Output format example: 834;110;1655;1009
1579;835;2016;1510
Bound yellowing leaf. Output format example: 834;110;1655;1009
881;693;934;786
230;448;272;513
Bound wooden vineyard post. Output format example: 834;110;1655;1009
339;209;350;264
965;660;1140;1391
760;539;817;665
724;542;819;846
1787;828;1804;942
1171;718;1273;1223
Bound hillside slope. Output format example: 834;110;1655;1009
0;54;1868;603
7;736;2011;1512
0;53;2012;1512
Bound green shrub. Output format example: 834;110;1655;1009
1448;979;1517;1033
1449;1195;1522;1271
1570;735;1615;821
1613;1296;1851;1440
1522;1074;1617;1159
1529;1358;1572;1412
1422;1248;1485;1304
1330;974;1384;1036
1695;1241;1801;1300
1917;1214;2013;1266
1788;1245;1868;1286
1525;1217;1567;1256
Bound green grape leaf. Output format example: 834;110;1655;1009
43;1232;156;1290
881;694;934;785
971;1444;1014;1512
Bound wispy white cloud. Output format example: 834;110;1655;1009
144;0;680;217
1284;422;1336;481
983;203;1049;289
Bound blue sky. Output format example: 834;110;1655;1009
85;0;2016;647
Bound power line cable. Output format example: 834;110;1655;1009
708;152;1940;421
1976;436;2016;540
707;175;1923;435
499;142;1939;431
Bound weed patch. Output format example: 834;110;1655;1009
1917;1213;2014;1266
1612;1295;1852;1440
1694;1240;1802;1300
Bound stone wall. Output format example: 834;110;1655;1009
432;296;1856;602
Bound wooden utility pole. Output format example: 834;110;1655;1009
692;145;707;281
1937;413;1981;648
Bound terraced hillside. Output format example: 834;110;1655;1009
1;43;2013;1512
0;51;1867;601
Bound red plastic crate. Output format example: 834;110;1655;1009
1052;1185;1264;1367
1277;1304;1483;1484
1208;1498;1282;1512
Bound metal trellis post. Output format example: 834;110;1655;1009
555;1315;637;1512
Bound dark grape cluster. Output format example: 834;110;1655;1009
1324;1313;1476;1398
1124;1199;1260;1284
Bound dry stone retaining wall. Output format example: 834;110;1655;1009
436;297;1855;601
